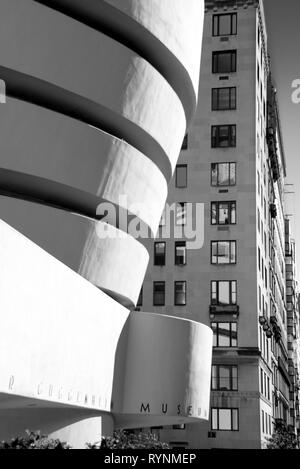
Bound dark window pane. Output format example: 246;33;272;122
211;125;236;148
175;281;186;306
175;242;186;265
219;15;231;35
213;51;237;73
211;365;218;390
154;242;166;266
213;13;237;36
212;88;236;111
232;14;237;35
212;365;238;391
219;88;231;109
153;282;165;306
176;165;187;188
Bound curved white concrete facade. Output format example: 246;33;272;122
113;312;213;428
0;0;210;447
0;99;168;235
78;223;149;308
0;221;212;447
104;0;204;96
0;0;186;176
0;198;148;307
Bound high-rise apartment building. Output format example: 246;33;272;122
285;218;300;439
140;0;299;449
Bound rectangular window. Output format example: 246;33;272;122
175;241;186;266
175;202;187;226
211;241;236;265
154;242;166;266
137;287;143;307
212;51;237;74
213;13;237;37
175;164;188;188
212;87;236;110
174;281;186;306
211;322;238;347
211;125;236;148
211;201;236;225
211;281;237;306
172;424;186;430
211;408;239;431
211;162;236;187
153;282;165;306
212;365;238;391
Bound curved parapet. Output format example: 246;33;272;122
0;198;149;308
0;0;204;305
104;0;204;101
113;312;213;428
34;0;204;125
0;100;168;235
78;223;149;308
0;220;129;415
0;221;212;446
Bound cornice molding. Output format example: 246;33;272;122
205;0;258;12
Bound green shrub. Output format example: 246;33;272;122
267;421;298;450
87;430;170;449
0;430;70;449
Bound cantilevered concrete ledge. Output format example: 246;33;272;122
0;66;172;182
34;0;198;126
0;168;152;237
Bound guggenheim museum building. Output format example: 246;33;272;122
0;0;212;448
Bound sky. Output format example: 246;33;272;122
264;0;300;270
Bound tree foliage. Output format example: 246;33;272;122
0;430;70;449
267;421;298;450
87;430;170;450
